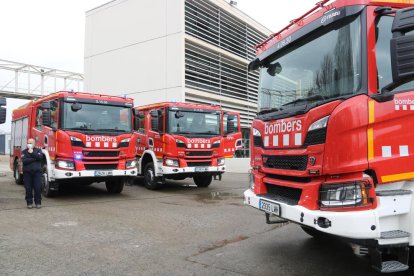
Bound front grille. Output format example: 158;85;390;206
186;151;212;157
263;155;308;171
82;151;119;157
263;184;302;205
266;174;312;183
304;128;326;146
187;161;211;167
84;164;118;170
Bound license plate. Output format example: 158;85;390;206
259;199;281;216
195;167;208;172
94;171;113;176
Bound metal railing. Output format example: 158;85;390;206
0;59;83;100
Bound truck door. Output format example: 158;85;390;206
43;99;58;159
368;10;414;184
223;112;242;157
31;104;46;149
135;110;147;157
149;108;165;158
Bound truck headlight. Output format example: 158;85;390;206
56;160;75;170
248;172;255;190
218;158;225;166
164;158;179;167
308;116;329;131
320;182;372;208
253;128;263;148
126;159;137;169
176;139;186;148
119;138;130;147
70;136;84;147
211;140;221;148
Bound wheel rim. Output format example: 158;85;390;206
145;168;154;185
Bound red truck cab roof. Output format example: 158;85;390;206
12;91;133;120
257;0;413;55
135;102;222;112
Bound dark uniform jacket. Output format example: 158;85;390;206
21;148;43;173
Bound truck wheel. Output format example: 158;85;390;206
144;162;159;190
105;178;124;194
193;175;212;188
42;172;57;198
14;162;23;185
301;226;326;239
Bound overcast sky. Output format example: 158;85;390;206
0;0;316;132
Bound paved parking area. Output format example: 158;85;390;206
0;165;411;275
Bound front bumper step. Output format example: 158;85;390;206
370;246;410;273
380;230;410;239
377;261;409;273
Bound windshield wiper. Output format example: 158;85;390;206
258;107;284;115
170;131;193;135
282;94;327;107
65;127;94;131
96;128;128;132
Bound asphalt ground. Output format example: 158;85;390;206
0;164;412;276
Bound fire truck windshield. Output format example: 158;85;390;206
62;102;132;133
258;15;362;111
167;110;221;136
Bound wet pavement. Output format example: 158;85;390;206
0;164;412;275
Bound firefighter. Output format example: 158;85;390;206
21;138;43;209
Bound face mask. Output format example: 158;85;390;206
27;144;33;149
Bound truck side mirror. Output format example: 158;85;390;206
71;102;82;112
0;97;6;106
0;107;6;124
42;110;52;127
0;97;6;124
150;110;159;132
42;101;51;109
382;7;414;93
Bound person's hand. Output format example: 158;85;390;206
28;148;33;154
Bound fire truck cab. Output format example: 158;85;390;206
134;102;242;189
244;0;414;273
10;91;137;196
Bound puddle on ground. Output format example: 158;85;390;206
195;191;243;203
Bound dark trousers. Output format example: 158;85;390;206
23;171;42;205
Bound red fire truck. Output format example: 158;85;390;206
10;91;137;196
244;0;414;272
134;102;242;189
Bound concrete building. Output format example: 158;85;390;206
84;0;272;159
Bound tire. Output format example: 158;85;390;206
144;162;159;190
42;172;57;197
193;175;213;188
14;162;23;185
105;178;125;194
301;226;326;239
